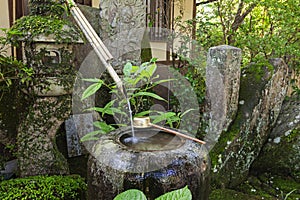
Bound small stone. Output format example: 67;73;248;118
288;122;294;126
273;137;281;143
284;130;291;136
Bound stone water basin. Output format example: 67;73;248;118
87;126;210;200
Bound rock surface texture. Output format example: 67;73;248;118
205;45;242;150
99;0;146;71
251;98;300;181
210;58;290;188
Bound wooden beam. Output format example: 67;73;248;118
15;0;24;60
23;0;29;15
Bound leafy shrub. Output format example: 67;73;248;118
0;175;87;200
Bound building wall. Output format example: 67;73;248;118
0;1;12;56
0;0;194;60
92;0;100;8
150;0;195;61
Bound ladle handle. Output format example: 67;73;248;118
149;123;206;145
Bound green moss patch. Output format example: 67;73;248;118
0;175;87;200
209;189;277;200
237;174;300;200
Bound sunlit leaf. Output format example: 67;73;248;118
155;186;192;200
81;81;102;100
114;189;147;200
146;63;157;77
123;62;132;77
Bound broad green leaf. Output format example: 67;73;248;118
150;57;158;63
131;92;166;101
131;65;139;73
146;63;157;77
123;62;132;76
155;186;192;200
140;70;151;79
81;82;102;100
113;189;147;200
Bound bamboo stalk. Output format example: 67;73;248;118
66;0;124;94
70;4;113;61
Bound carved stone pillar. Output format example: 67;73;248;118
99;0;146;72
205;45;242;150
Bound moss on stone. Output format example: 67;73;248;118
209;61;283;188
210;174;300;200
209;189;277;200
251;127;300;181
237;174;300;200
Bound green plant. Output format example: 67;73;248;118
6;15;81;45
29;0;67;16
0;175;87;200
0;0;81;95
114;186;192;200
290;78;300;99
0;54;33;97
80;59;191;141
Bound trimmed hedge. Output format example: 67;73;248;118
0;175;87;200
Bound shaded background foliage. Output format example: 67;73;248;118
195;0;300;71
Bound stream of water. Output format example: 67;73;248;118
126;99;137;142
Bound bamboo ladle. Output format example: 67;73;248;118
133;117;206;145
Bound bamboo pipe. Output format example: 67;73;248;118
66;0;124;94
133;117;206;145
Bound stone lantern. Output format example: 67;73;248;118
17;25;84;177
23;29;83;96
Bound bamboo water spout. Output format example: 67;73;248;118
66;0;125;95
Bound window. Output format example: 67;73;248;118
146;0;171;41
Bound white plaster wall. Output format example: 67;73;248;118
150;0;195;61
92;0;100;8
150;42;167;61
0;0;11;56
